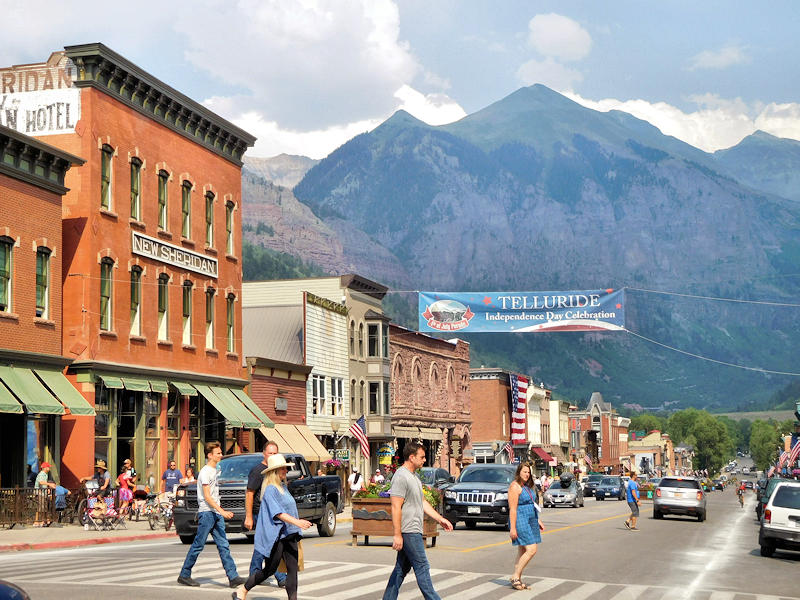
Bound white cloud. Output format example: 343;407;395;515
393;85;466;125
688;44;749;71
527;14;591;62
563;91;800;151
517;57;583;91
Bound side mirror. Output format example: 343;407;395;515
449;476;455;483
287;469;302;481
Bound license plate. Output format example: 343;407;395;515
467;506;480;514
674;492;683;498
554;497;564;502
605;492;612;496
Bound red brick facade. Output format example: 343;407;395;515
469;376;511;445
247;358;311;425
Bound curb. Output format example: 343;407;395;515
0;531;176;553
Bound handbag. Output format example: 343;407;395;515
277;538;304;573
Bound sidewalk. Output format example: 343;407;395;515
1;505;353;553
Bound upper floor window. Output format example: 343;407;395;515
205;288;215;349
181;181;192;238
36;247;51;318
130;266;142;335
100;258;114;331
205;192;215;246
130;158;142;220
225;201;234;254
369;382;379;415
0;237;13;312
182;280;193;346
358;323;364;358
226;293;235;353
368;324;379;357
157;273;169;341
381;324;389;358
349;321;355;356
359;381;365;415
383;382;390;414
100;145;113;210
311;374;325;415
350;379;356;414
331;378;343;416
157;170;169;230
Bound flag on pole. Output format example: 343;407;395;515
789;440;800;465
767;466;775;477
348;415;370;458
510;374;528;444
502;442;513;457
779;450;789;467
584;455;593;467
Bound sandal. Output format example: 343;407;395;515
510;578;530;590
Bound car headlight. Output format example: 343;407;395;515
445;490;457;499
494;492;508;501
564;494;575;499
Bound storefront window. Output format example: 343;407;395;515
26;417;53;479
94;384;114;467
117;389;138;476
167;392;180;466
145;392;161;489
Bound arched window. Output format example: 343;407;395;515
100;145;114;210
225;201;235;254
182;280;193;345
226;293;236;353
349;320;355;356
130;265;142;335
130;157;142;220
205;192;215;246
205;288;216;349
157;170;169;229
181;181;192;238
100;258;114;330
358;322;364;358
0;236;12;312
35;246;51;318
157;273;170;340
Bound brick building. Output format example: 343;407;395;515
390;326;471;474
468;368;516;464
0;44;274;488
0;125;88;487
569;392;630;474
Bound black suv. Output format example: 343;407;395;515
442;464;516;528
582;474;605;497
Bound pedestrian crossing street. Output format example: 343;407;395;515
2;554;798;600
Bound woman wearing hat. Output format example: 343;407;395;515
233;454;312;600
81;460;111;497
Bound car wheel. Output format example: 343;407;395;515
760;543;775;557
465;519;478;529
697;512;706;522
653;509;663;519
316;501;336;537
179;534;194;544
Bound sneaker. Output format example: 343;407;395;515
623;521;631;530
177;576;200;587
277;577;287;588
630;527;640;531
229;576;247;588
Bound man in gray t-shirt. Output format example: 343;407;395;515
382;442;452;600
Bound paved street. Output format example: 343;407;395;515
1;487;797;600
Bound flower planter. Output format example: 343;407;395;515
351;497;439;547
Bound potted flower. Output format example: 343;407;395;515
324;458;343;474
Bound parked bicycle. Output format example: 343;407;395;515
147;492;174;531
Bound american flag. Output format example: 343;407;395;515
584;455;593;467
502;442;513;457
789;440;800;465
510;374;528;444
348;415;370;458
767;466;775;477
779;450;789;467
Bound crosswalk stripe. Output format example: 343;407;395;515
445;579;509;599
397;571;488;598
560;581;607;600
607;584;651;600
299;565;394;596
708;593;736;600
94;557;225;585
526;577;567;596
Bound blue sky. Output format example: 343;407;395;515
2;0;799;158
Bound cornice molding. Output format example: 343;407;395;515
64;43;256;167
0;124;84;194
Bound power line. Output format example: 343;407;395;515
624;286;800;308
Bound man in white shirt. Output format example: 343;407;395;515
348;466;364;499
178;441;246;588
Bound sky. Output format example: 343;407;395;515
3;0;800;159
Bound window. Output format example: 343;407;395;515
226;293;235;353
359;381;365;415
225;201;234;254
35;247;50;318
369;382;379;415
330;378;343;416
382;324;389;358
368;324;379;357
100;145;113;210
100;258;113;331
130;158;142;220
157;170;169;230
358;323;364;358
205;192;214;246
350;379;356;414
157;274;169;340
349;321;355;356
383;382;390;414
311;374;326;415
130;266;142;335
205;288;215;349
0;237;12;312
182;280;193;346
181;181;192;238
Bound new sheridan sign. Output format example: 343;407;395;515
131;232;218;278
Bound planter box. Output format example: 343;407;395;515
351;497;439;547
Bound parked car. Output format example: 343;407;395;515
543;479;584;508
758;481;800;557
594;476;625;501
442;464;516;528
756;477;793;520
712;479;725;491
419;467;456;492
173;453;343;544
653;477;706;522
582;474;605;497
744;481;755;490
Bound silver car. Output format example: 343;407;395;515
653;476;706;522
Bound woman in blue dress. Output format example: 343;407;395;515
233;454;312;600
508;461;545;591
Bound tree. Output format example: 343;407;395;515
717;416;743;452
737;419;752;452
690;413;732;474
628;414;666;435
666;408;702;444
749;420;781;472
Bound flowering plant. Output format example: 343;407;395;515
324;458;343;469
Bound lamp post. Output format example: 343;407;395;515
331;421;340;460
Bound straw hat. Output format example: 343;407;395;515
94;459;107;469
261;453;295;475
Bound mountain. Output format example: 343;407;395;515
713;131;800;203
244;154;319;189
248;84;800;410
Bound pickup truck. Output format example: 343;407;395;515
173;452;343;544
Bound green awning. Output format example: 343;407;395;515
232;388;274;428
99;374;124;389
170;381;197;396
149;379;169;394
0;366;64;415
212;386;260;428
0;380;23;414
194;384;244;427
122;378;151;392
34;369;96;416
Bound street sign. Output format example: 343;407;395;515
333;449;350;461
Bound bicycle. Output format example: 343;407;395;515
148;493;174;531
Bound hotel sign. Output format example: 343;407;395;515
132;232;218;278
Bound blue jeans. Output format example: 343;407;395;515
249;549;287;584
180;511;238;580
382;533;440;600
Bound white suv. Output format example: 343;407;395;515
759;481;800;557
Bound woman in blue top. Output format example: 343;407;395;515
233;454;312;600
507;461;545;591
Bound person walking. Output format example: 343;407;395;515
348;466;365;500
177;441;246;588
244;440;287;588
233;453;313;600
624;471;641;531
382;441;453;600
508;461;544;590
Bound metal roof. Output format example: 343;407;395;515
242;305;304;365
